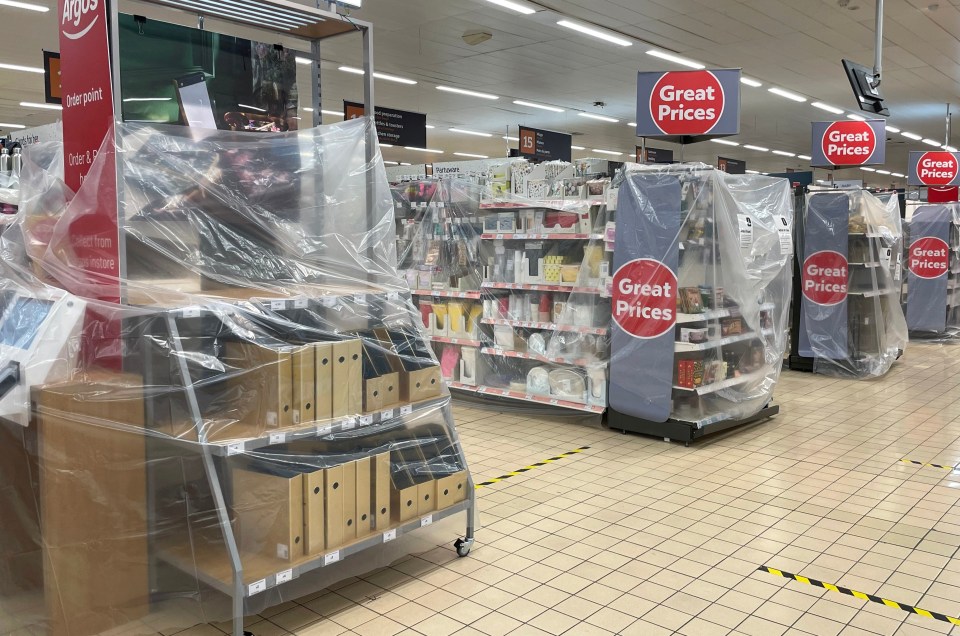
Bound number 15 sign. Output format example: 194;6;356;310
519;126;572;162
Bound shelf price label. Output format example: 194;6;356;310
276;569;293;585
342;418;357;431
270;300;285;311
400;405;413;416
383;529;397;543
269;432;286;445
381;409;395;420
387;291;400;301
248;579;267;596
324;551;340;566
294;298;309;309
359;415;374;426
420;515;433;527
226;443;244;456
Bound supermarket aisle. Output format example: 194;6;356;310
201;342;960;636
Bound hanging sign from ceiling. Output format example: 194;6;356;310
519;126;572;162
344;101;427;148
717;156;746;174
908;151;960;187
810;120;885;168
635;69;741;142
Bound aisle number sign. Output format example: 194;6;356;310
635;69;741;139
518;126;572;162
810;120;885;167
908;151;960;186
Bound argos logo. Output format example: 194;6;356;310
649;71;724;136
61;0;100;40
820;121;877;166
916;152;959;186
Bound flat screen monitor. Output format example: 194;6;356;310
842;59;890;116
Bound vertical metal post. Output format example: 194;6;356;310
108;0;128;304
362;24;377;285
872;0;884;87
640;137;646;164
946;103;952;148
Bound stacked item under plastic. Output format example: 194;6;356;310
608;164;793;437
903;202;960;341
797;188;907;377
0;118;474;636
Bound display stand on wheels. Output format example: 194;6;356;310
0;4;476;636
606;165;793;444
788;187;907;377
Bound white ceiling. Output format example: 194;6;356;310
3;0;960;187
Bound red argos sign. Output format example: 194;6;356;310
908;151;960;187
909;237;949;279
636;69;740;142
810;119;885;168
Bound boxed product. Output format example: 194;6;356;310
680;328;708;343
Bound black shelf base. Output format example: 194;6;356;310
607;404;780;444
788;354;814;372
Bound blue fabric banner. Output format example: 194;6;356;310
799;193;850;359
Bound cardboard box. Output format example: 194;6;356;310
225;341;294;429
346;339;363;415
355;457;373;538
331;342;352;418
436;471;469;509
303;469;325;555
373;452;391;530
324;465;345;550
232;464;303;562
341;461;358;543
313;342;333;422
292;345;315;425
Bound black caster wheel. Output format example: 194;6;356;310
454;537;473;557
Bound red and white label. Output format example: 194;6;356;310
916;152;959;186
802;251;848;305
821;121;877;166
612;259;677;339
929;186;960;203
910;237;949;279
649;71;724;136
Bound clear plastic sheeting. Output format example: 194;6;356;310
608;164;792;430
903;202;960;342
0;117;475;635
798;188;907;378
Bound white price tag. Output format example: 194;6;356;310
401;405;413;416
354;294;367;304
324;551;340;566
359;415;374;426
294;298;308;309
737;214;754;250
270;300;285;311
420;515;433;527
321;296;337;308
776;216;793;255
316;423;333;435
227;443;244;456
550;399;560;405
342;419;357;431
383;529;397;543
381;409;395;420
269;432;286;445
182;308;201;319
248;580;267;596
387;291;400;301
276;569;293;585
495;234;504;240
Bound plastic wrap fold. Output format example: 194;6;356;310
0;117;473;635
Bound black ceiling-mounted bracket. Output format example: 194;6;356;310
871;0;883;89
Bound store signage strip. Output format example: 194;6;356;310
519;126;571;162
906;205;951;332
908;151;960;187
344;101;427;148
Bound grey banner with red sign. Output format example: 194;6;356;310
810;120;885;168
635;69;741;142
908;151;960;187
799;192;849;359
907;205;951;332
609;173;681;422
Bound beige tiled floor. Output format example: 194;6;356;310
194;343;960;635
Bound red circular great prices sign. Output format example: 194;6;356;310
916;152;959;186
649;71;724;136
802;250;848;305
612;259;677;339
821;121;877;166
910;237;950;279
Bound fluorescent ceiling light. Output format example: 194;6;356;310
627;122;637;127
710;139;739;146
405;147;444;153
503;135;520;141
846;113;866;121
876;170;891;175
743;144;769;152
436;85;499;100
892;172;905;178
0;62;43;74
485;0;535;14
923;138;942;146
578;112;619;123
945;145;959;152
772;150;795;157
383;161;398;165
557;20;632;47
380;143;393;147
401;162;412;166
886;126;900;133
798;154;812;161
20;101;61;110
425;124;435;129
592;149;623;156
338;66;417;85
746;169;760;174
161;0;311;29
768;87;806;102
295;57;312;65
123;97;172;102
238;103;266;112
450;128;492;137
571;145;586;150
454;152;490;158
646;49;704;69
321;109;343;117
0;0;49;11
812;102;843;115
740;77;762;87
0;122;25;129
861;167;876;172
901;131;922;140
513;100;564;113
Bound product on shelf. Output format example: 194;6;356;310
903;202;960;340
791;188;907;377
607;164;793;441
0;117;475;634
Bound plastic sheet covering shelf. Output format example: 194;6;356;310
608;164;793;432
0;117;475;635
797;188;907;377
903;202;960;342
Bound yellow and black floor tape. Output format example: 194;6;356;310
899;458;957;471
475;446;590;489
758;566;960;626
